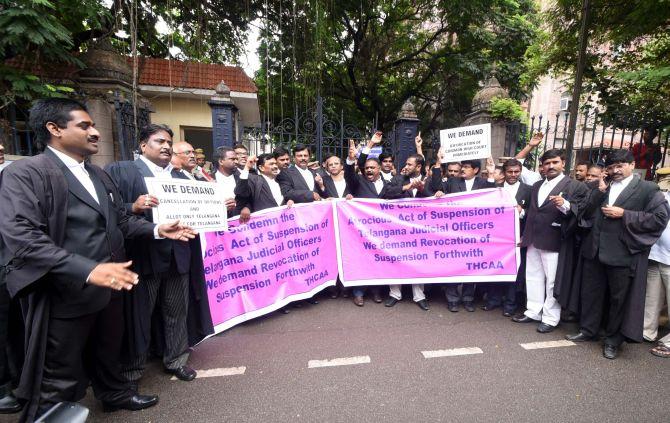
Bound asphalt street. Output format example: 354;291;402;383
4;287;668;422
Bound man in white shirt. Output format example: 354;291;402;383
106;124;199;383
513;149;589;333
566;150;669;359
214;146;241;216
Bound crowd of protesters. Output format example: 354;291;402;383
0;98;668;422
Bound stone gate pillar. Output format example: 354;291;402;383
394;100;420;170
208;81;237;150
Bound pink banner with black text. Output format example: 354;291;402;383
334;189;520;286
202;202;338;333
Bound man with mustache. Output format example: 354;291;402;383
273;146;291;171
566;150;669;359
236;154;294;219
0;99;195;420
513;149;589;334
214;146;243;217
106;124;199;385
277;144;323;204
344;135;403;306
439;157;496;312
172;142;206;181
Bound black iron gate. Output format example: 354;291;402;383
114;92;151;161
507;108;669;178
242;96;397;164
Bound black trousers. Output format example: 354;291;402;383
580;258;633;346
38;296;132;416
122;272;190;382
445;283;475;304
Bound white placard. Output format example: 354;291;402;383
144;177;228;232
439;123;491;162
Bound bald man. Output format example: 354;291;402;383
172;142;208;181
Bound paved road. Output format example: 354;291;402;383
4;289;668;422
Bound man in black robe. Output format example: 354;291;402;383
0;98;195;421
105;124;199;384
566;150;669;359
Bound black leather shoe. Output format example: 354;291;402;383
384;297;399;307
0;393;22;414
417;300;429;311
512;315;537;323
463;302;475;312
503;310;513;317
102;394;159;412
537;323;557;333
165;366;197;381
566;332;592;342
279;307;290;314
603;344;618;359
372;292;383;303
447;302;459;312
306;298;319;305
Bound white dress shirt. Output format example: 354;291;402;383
608;174;635;205
215;171;237;199
139;154;174;179
239;170;284;206
296;165;315;191
0;162;8;174
464;177;475;192
381;171;393;182
48;146;99;204
262;174;284;206
503;181;525;219
333;178;347;198
373;178;384;195
181;169;195;180
537;173;570;214
518;158;543;185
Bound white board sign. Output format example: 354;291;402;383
145;177;228;232
439;123;491;162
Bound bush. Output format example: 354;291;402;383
490;97;528;123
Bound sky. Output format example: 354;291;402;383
241;20;262;78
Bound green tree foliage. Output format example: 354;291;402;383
522;0;670;128
0;0;259;110
490;97;528;123
257;0;539;132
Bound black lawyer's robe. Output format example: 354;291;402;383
578;176;669;342
104;160;214;355
0;152;155;422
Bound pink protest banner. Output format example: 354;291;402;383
334;189;520;286
202;201;338;333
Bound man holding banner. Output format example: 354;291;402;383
345;136;403;306
442;159;496;312
385;152;439;311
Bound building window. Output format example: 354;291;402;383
559;91;572;111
